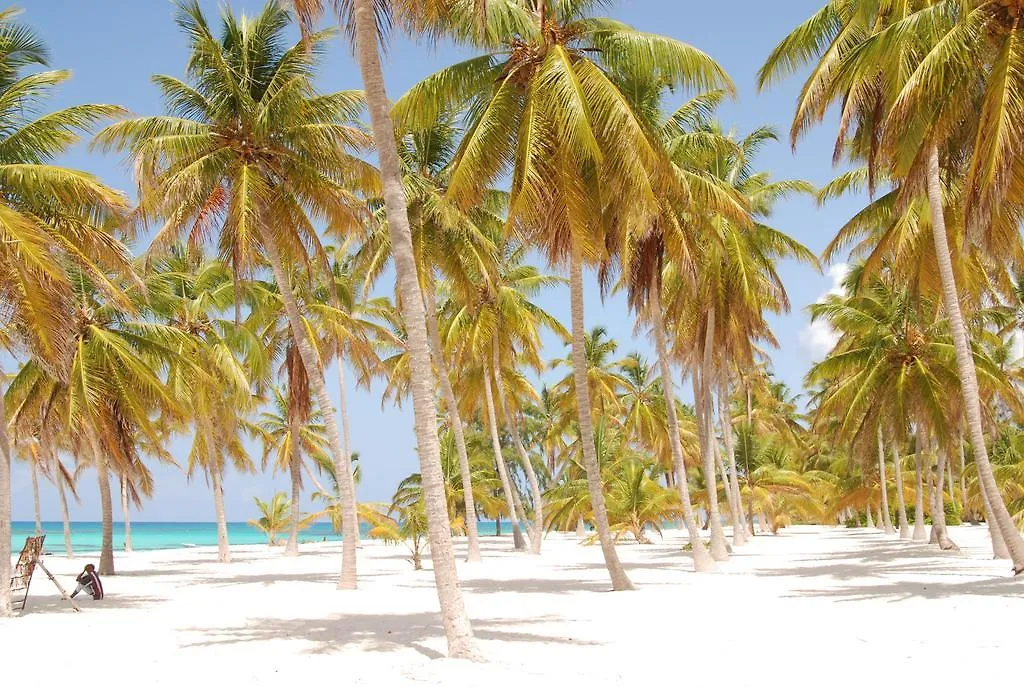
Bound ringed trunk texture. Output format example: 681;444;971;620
85;423;115;575
650;286;714;571
0;384;13;616
31;461;42;535
423;280;482;562
913;433;927;542
491;338;544;554
481;365;527;551
877;427;895;534
891;444;910;539
718;380;747;545
351;0;476;654
696;308;729;561
569;248;633;590
120;476;132;552
259;223;359;587
925;144;1024;571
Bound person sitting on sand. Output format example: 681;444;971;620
70;564;104;600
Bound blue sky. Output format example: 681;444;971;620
10;0;866;522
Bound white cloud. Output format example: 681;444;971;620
798;263;849;360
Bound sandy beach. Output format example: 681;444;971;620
3;526;1020;686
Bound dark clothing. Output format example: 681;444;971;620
73;570;104;600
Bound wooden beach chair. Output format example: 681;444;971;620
9;535;80;613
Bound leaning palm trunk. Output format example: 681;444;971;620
491;339;543;554
925;145;1024;571
912;430;927;542
718;381;747;544
650;287;714;571
286;424;302;556
85;423;116;574
259;225;358;584
877;427;895;535
30;460;42;535
423;280;482;562
569;248;633;590
44;432;73;557
0;384;13;616
977;465;1010;559
891;444;910;538
350;0;475;653
120;476;132;552
481;366;527;550
696;308;729;561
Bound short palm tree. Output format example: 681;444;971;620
250;492;296;546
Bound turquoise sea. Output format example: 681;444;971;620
10;520;504;553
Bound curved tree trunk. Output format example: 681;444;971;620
718;380;747;545
925;144;1024;571
481;365;526;551
120;476;132;552
696;308;729;561
913;430;927;542
86;423;115;575
930;443;959;551
350;1;476;654
569;247;633;590
259;224;358;584
977;466;1010;559
891;444;910;539
423;279;483;562
286;425;302;557
877;427;895;535
30;461;42;536
491;338;543;554
0;384;13;616
650;286;714;571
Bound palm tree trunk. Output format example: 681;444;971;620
349;0;475;654
931;443;958;551
958;432;970;521
0;382;13;616
334;348;363;552
200;417;231;563
925;144;1024;571
744;383;756;535
86;423;115;575
714;442;740;538
977;464;1010;558
876;426;895;534
891;444;910;538
43;431;73;557
569;246;633;590
481;364;526;551
718;380;747;545
491;338;543;554
120;475;132;552
913;429;927;542
286;430;302;556
31;460;42;536
575;516;585;537
696;308;729;561
865;505;875;529
258;225;359;583
423;278;482;562
649;285;714;571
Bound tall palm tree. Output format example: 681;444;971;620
97;2;368;588
394;0;734;591
761;0;1024;571
288;0;477;651
0;7;129;615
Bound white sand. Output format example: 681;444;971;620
3;525;1020;686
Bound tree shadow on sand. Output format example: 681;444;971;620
17;594;164;616
180;612;599;659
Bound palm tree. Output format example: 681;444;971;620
0;7;129;615
394;0;735;591
249;492;294;546
97;2;368;588
287;0;476;649
761;0;1024;571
